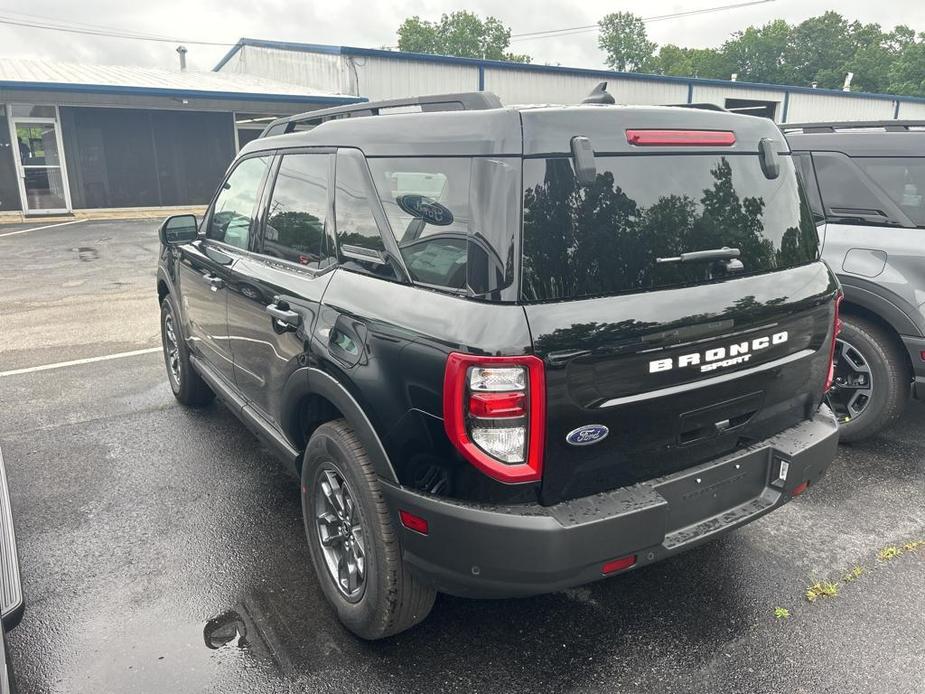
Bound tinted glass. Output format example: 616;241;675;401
263;153;332;267
521;154;819;302
334;149;398;280
793;153;824;223
812;152;898;225
208;156;270;250
367;156;519;298
855;157;925;227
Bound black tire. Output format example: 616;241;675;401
159;295;214;407
302;420;436;639
830;316;910;443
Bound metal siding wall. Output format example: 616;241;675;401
896;101;925;119
785;93;894;123
353;57;476;101
483;69;687;105
229;46;350;94
607;78;689;106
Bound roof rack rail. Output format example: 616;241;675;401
782;120;925;133
260;91;503;138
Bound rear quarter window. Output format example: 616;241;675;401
366;156;520;299
521;154;819;302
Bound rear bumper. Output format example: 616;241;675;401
0;448;23;630
900;335;925;399
382;407;839;599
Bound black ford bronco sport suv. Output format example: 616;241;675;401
156;90;841;639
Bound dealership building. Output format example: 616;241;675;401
0;59;361;220
4;38;925;220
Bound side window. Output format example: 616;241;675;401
263;153;333;268
208;156;270;250
334;149;399;280
854;157;925;227
813;152;902;226
793;153;825;224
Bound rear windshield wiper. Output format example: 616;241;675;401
656;247;741;264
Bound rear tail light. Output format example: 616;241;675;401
626;129;736;146
823;292;844;394
443;353;545;483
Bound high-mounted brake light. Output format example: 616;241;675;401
823;292;844;394
626;129;736;147
443;353;545;484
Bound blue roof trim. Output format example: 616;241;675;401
0;79;365;105
215;37;925;106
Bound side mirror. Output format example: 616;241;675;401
159;214;199;245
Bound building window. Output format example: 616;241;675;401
724;98;779;120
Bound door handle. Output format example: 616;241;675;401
266;302;302;328
204;274;224;291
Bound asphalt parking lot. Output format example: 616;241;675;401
0;219;923;693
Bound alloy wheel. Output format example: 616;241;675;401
827;337;873;423
314;465;366;602
164;312;181;387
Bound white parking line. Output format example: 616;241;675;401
0;347;161;378
0;219;87;239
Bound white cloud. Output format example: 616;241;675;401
0;0;922;73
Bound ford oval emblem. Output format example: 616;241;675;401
566;424;609;446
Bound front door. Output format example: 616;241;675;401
176;153;272;384
10;117;71;214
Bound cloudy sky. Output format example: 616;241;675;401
0;0;923;73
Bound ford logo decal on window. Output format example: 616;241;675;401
396;194;454;226
566;424;609;446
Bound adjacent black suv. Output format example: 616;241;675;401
156;91;841;639
785;121;925;441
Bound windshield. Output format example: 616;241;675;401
366;156;520;300
521;154;819;302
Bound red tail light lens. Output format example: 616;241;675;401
443;353;545;484
823;292;844;394
626;129;736;146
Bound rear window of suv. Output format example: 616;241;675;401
521;154;819;302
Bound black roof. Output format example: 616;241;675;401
241;91;786;159
784;121;925;157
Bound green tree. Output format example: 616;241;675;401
598;12;656;71
397;11;530;62
888;36;925;96
721;19;791;84
653;45;734;79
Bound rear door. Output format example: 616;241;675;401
225;150;338;424
518;121;838;504
176;154;271;383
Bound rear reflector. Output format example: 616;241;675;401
920;350;925;361
790;481;809;497
602;555;637;575
399;510;429;535
626;129;736;147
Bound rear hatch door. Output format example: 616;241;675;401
519;107;839;504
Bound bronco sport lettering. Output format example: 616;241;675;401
649;331;790;374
